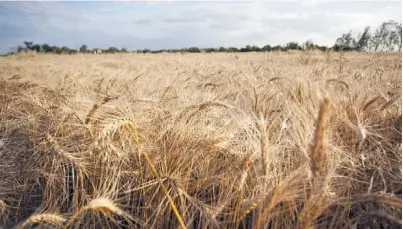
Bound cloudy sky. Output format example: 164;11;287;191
0;1;401;53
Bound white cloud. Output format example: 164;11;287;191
0;1;401;53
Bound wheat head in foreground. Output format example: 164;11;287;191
19;213;66;229
310;98;330;179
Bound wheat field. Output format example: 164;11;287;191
0;51;401;229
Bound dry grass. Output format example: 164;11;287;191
0;51;401;228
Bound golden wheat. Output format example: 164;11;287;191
19;213;66;229
0;51;400;229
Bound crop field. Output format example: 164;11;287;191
0;51;401;228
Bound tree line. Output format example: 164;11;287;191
7;20;401;55
12;43;128;55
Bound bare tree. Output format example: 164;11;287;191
356;26;371;51
335;31;356;51
395;22;402;51
370;20;401;51
23;41;34;50
302;39;314;50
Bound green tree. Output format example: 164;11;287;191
52;46;62;54
107;47;119;53
261;45;271;51
204;48;217;53
314;45;328;52
227;47;239;52
241;45;261;52
31;44;40;52
79;44;88;53
69;49;78;54
240;45;252;52
187;47;201;53
218;47;227;52
285;42;300;50
41;44;53;53
249;45;261;52
61;46;70;54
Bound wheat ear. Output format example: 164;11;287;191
127;120;186;229
19;213;65;229
310;98;330;179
